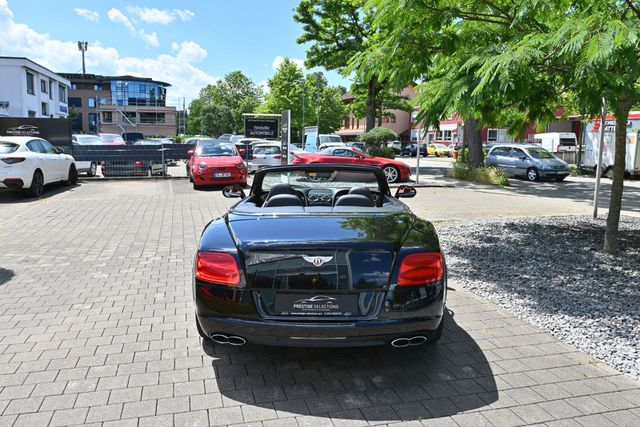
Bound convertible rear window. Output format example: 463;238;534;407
0;142;19;154
254;146;280;155
261;169;380;192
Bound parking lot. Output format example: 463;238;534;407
0;179;639;426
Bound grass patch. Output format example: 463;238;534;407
449;163;510;186
569;165;593;176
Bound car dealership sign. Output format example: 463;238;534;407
244;116;279;139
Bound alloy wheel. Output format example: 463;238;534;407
383;166;399;183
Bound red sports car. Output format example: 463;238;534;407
292;146;411;183
188;141;248;189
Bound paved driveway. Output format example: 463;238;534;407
0;181;639;426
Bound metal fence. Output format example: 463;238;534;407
68;144;195;178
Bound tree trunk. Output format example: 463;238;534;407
464;116;483;168
365;75;378;131
604;101;631;254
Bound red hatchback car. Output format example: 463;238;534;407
188;141;248;189
292;146;411;183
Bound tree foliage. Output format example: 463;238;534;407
348;78;413;124
359;127;397;146
259;58;346;142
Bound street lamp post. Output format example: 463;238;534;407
299;78;306;145
315;72;323;134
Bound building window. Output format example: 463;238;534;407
49;81;53;100
68;97;82;107
41;102;48;116
94;84;101;91
89;113;98;133
72;113;83;132
436;130;453;141
411;111;418;122
382;116;389;124
41;80;48;94
71;83;77;90
102;112;113;123
139;112;166;124
58;85;67;103
28;110;36;118
487;129;498;142
26;72;35;94
88;98;96;108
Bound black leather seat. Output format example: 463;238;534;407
349;187;374;204
334;194;374;207
266;183;298;199
263;194;305;207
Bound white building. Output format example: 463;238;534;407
0;57;70;119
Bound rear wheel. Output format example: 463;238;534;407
526;168;539;182
193;181;200;190
554;176;566;182
26;170;44;197
382;165;400;183
67;164;78;185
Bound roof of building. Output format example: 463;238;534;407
0;56;71;86
57;73;171;87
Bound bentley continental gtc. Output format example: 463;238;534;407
193;164;446;347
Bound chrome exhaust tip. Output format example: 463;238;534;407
391;335;427;348
227;336;247;346
210;333;247;346
211;333;229;345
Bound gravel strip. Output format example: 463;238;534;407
437;215;640;379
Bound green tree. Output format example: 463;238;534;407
200;104;235;137
294;0;382;132
188;71;262;134
348;78;413;126
260;58;346;142
359;127;397;147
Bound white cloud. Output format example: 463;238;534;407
126;7;195;25
272;56;305;70
74;8;99;22
0;0;216;102
258;80;270;94
107;8;159;47
173;9;195;22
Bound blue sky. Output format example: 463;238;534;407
0;0;350;105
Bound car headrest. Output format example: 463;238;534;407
335;194;375;207
266;183;297;199
348;186;374;203
263;194;304;207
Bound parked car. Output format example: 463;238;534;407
318;141;347;151
292;146;411;183
346;142;367;152
304;133;343;152
0;136;78;197
251;143;282;172
122;132;144;145
71;134;100;176
485;144;570;181
387;140;402;150
217;134;234;142
427;143;452;157
97;133;126;145
401;143;427;157
72;134;103;145
189;141;247;189
194;164;446;347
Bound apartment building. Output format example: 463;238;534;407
58;73;177;137
0;57;70;119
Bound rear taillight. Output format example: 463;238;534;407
253;155;257;159
195;252;241;286
1;157;25;164
135;161;144;167
273;155;282;160
397;252;444;286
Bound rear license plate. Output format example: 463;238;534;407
214;172;231;178
274;294;358;317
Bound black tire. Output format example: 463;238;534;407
382;165;400;183
86;162;97;177
67;164;78;185
554;176;566;182
25;170;44;197
526;167;539;182
604;166;614;179
195;316;209;340
193;181;200;190
189;174;193;183
427;316;444;344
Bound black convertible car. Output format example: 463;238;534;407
193;164;447;347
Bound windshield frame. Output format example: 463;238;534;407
526;147;555;159
197;142;239;157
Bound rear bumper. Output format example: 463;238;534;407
197;314;442;347
0;178;25;189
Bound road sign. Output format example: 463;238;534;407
244;116;279;139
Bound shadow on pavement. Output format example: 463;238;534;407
0;182;79;204
202;310;497;422
0;267;14;286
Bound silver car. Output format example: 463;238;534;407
485;144;570;181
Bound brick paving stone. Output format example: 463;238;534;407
0;181;639;427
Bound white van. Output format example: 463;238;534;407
533;133;577;153
304;134;342;153
583;130;640;176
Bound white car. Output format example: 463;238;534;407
387;140;402;150
0;136;77;197
251;143;302;171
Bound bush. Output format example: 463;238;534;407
360;127;397;147
449;163;510;186
368;146;397;159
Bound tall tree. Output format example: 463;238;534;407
348;78;413;126
294;0;380;131
259;58;346;142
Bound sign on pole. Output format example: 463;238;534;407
281;110;290;165
244;116;279;139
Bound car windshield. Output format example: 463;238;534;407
320;135;342;143
261;169;380;192
527;147;554;159
0;142;19;153
199;142;237;157
100;135;124;143
75;135;102;144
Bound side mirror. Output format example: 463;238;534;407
222;184;246;199
55;147;64;154
187;150;194;156
395;185;417;198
